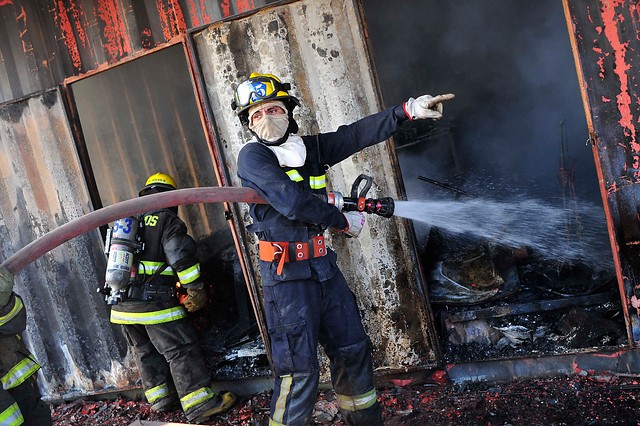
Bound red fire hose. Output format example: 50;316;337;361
0;187;267;275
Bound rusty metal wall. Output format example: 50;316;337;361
564;0;640;344
0;88;138;400
68;43;227;241
191;0;440;373
0;0;276;104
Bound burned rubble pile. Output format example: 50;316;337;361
424;228;623;364
191;232;272;380
51;373;640;425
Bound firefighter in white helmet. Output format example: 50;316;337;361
233;72;454;425
0;265;52;425
108;173;236;424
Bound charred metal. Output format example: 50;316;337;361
1;1;640;423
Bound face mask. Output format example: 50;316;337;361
249;114;290;143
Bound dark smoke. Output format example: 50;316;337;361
364;1;594;199
363;1;608;258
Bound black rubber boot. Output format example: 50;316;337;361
150;393;179;413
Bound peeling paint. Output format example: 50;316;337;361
140;28;152;49
236;0;255;13
54;0;87;72
96;0;132;62
221;0;232;18
601;2;637;150
156;0;183;40
186;0;213;27
171;0;187;34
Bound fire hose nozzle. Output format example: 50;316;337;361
326;191;344;211
317;175;395;217
318;192;394;217
342;196;395;218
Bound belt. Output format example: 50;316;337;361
128;282;175;302
259;236;327;275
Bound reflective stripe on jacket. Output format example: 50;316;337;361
0;295;40;391
0;400;23;426
110;305;187;325
111;208;201;321
1;357;40;390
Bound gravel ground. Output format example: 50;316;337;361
50;372;640;425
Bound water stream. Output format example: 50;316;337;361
393;198;613;270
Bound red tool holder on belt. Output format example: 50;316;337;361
259;235;327;275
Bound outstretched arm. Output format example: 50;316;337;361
319;94;455;166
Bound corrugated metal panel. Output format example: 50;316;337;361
68;43;227;241
0;88;137;400
191;0;440;372
564;0;640;343
0;0;275;104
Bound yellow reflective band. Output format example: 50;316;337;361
0;402;23;426
285;170;303;182
335;389;378;411
273;374;292;423
110;306;186;325
177;263;201;285
180;386;214;411
138;261;174;276
269;418;286;426
0;297;23;327
309;175;326;189
1;356;40;390
145;383;170;403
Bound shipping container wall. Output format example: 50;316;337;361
0;0;275;104
191;0;441;372
565;0;640;344
0;89;137;400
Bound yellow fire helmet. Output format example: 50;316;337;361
231;72;300;125
139;172;177;196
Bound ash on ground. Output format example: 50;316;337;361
51;372;640;425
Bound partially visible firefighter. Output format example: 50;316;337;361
0;265;52;426
105;173;236;424
232;72;454;426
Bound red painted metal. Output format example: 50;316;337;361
96;0;132;62
600;3;637;152
564;0;640;343
156;0;186;41
54;0;86;72
221;0;232;17
236;0;256;13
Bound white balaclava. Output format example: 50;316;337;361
248;100;290;143
248;100;306;167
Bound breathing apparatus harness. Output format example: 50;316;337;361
99;216;144;305
98;214;175;305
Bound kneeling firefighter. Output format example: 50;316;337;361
233;72;454;425
108;173;235;423
0;265;52;426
